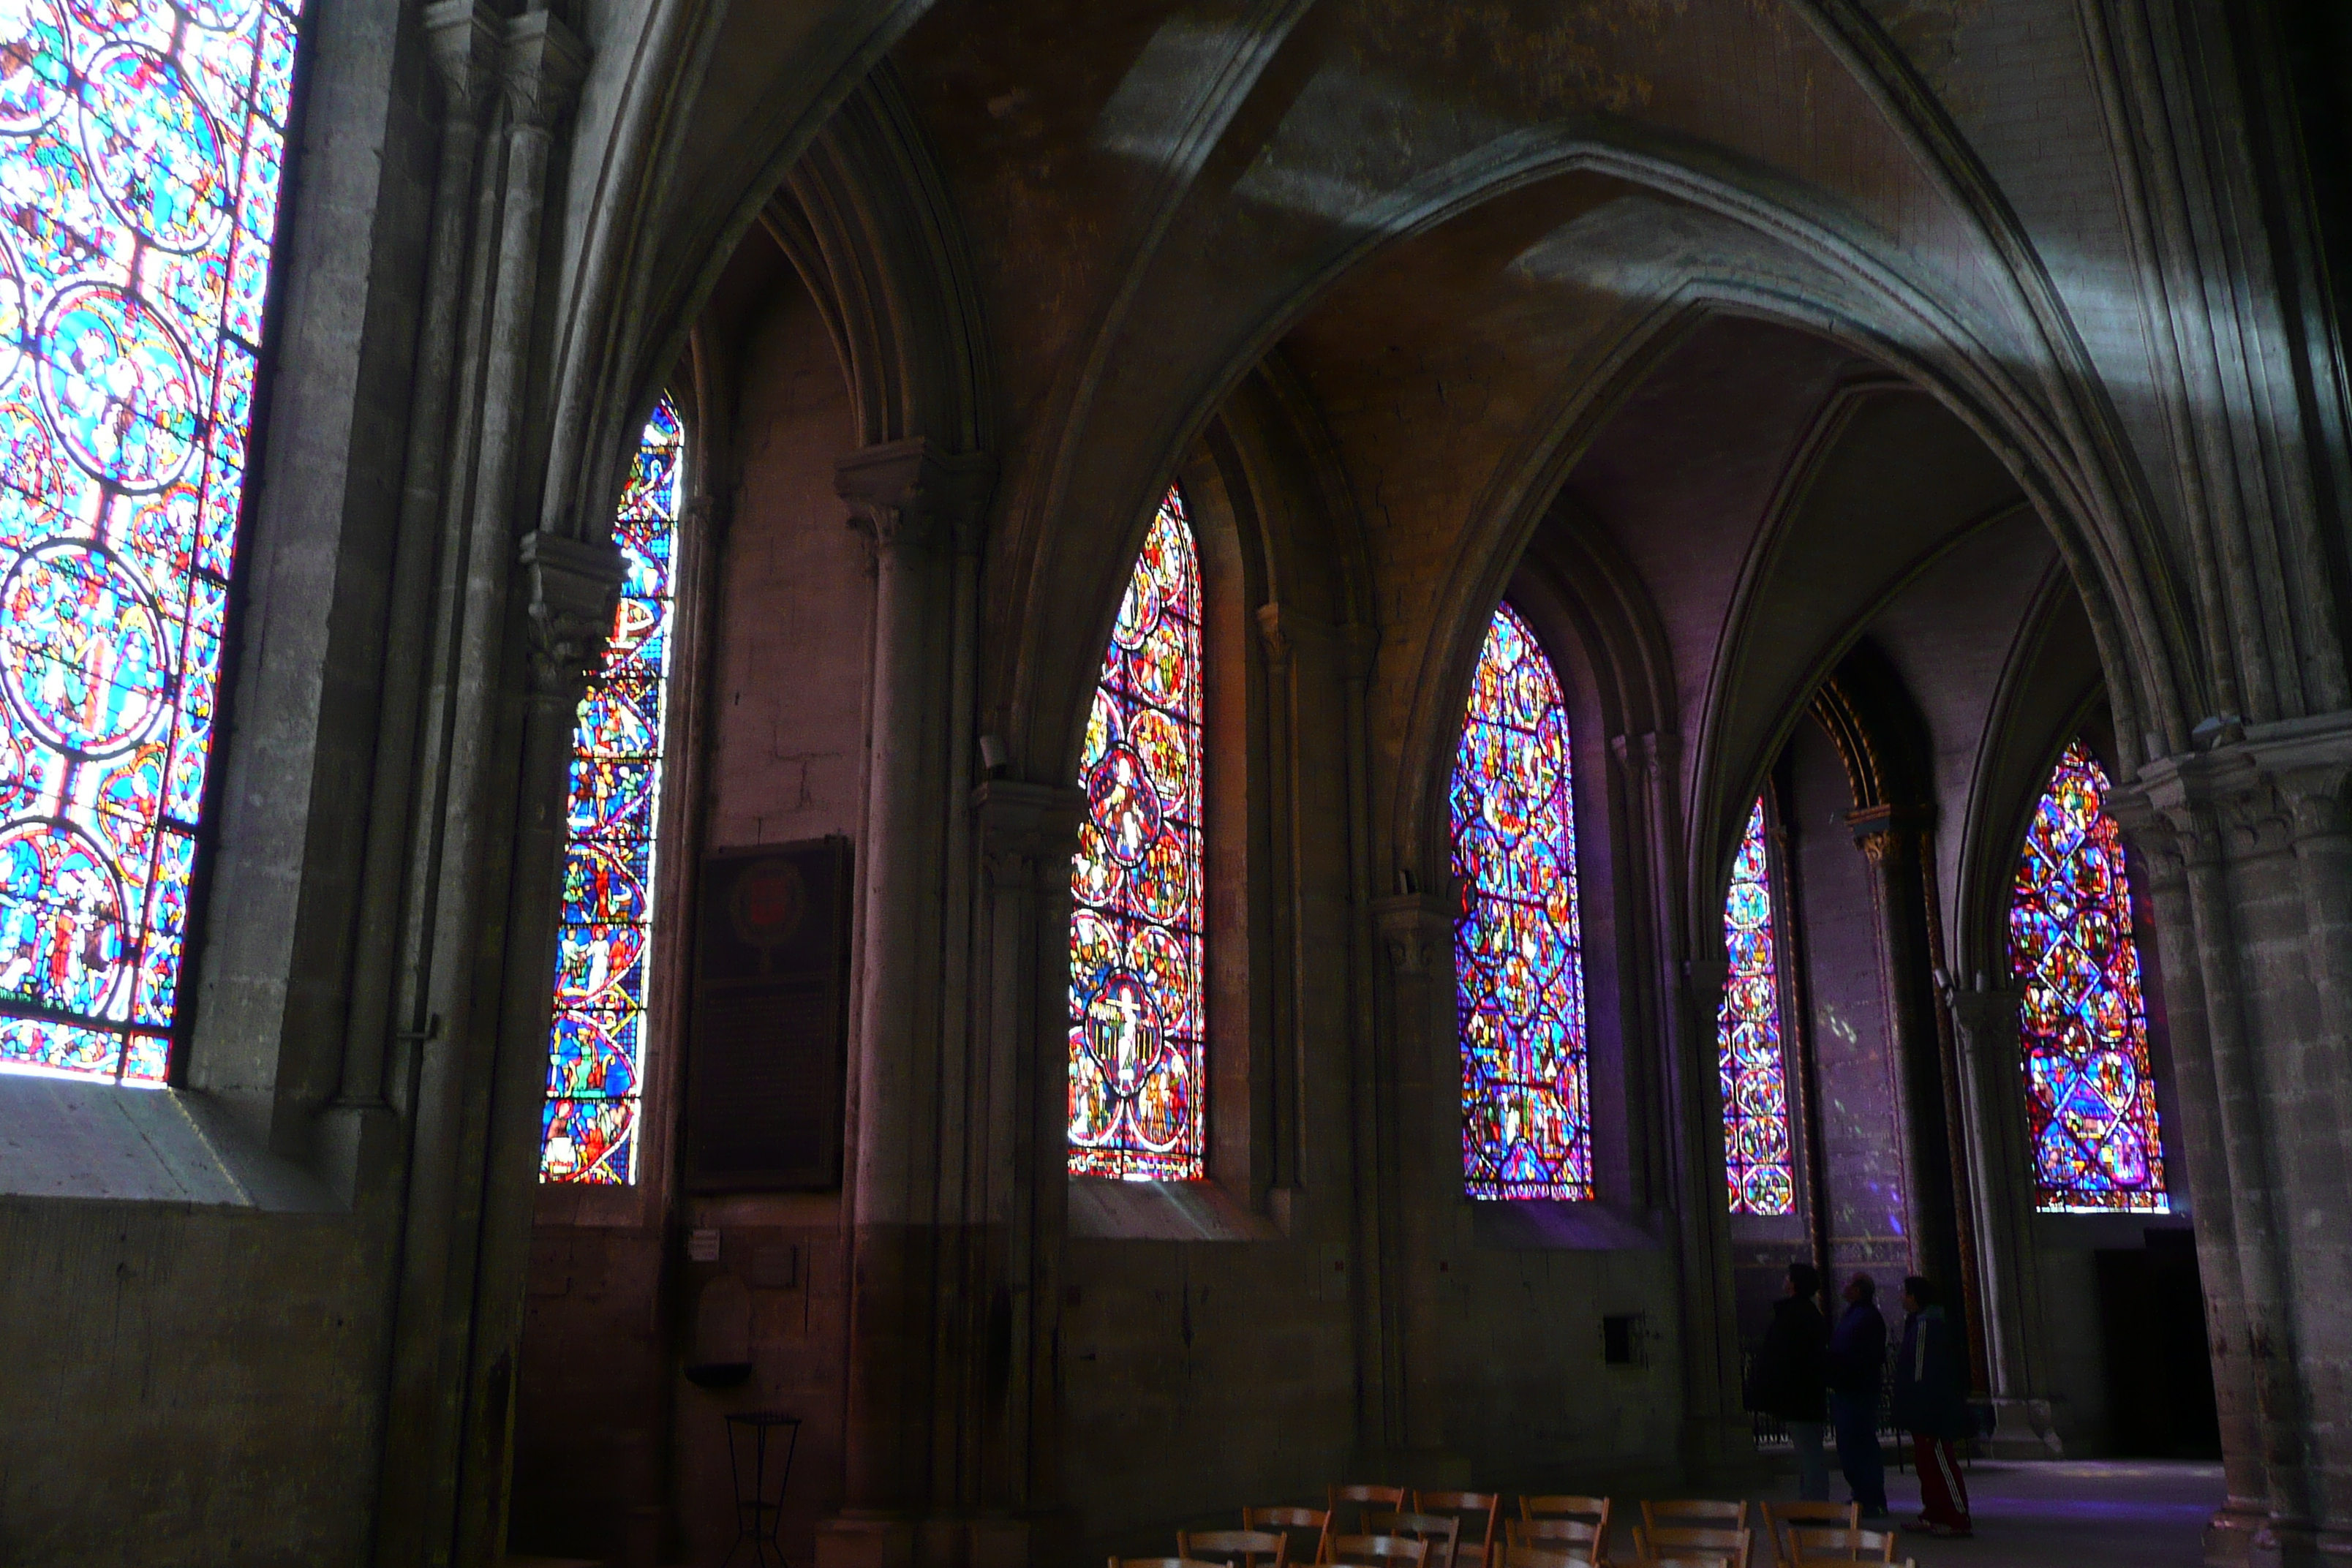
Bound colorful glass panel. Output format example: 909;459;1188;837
540;399;682;1185
1719;797;1794;1215
0;0;304;1085
1452;603;1591;1200
2009;741;2168;1213
1068;485;1205;1180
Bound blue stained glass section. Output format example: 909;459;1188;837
1719;796;1794;1215
540;399;682;1185
1452;602;1592;1200
2010;741;2169;1213
0;0;304;1085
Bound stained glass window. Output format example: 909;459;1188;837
539;399;682;1184
1453;603;1591;1200
1719;797;1794;1214
1068;485;1205;1180
2010;741;2168;1213
0;0;302;1085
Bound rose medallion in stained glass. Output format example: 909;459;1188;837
2009;741;2168;1213
540;398;682;1186
0;0;304;1084
1068;485;1205;1181
1452;602;1591;1200
1719;796;1794;1215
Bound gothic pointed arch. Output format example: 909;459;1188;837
1452;601;1591;1200
540;396;685;1184
2009;740;2168;1213
1068;484;1206;1180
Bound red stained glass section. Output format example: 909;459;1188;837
1068;486;1205;1180
2010;742;2168;1213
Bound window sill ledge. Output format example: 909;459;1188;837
0;1072;338;1210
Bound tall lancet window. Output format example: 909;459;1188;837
1719;797;1794;1214
1453;603;1591;1200
0;0;304;1084
539;398;682;1184
1068;486;1205;1180
2010;741;2168;1213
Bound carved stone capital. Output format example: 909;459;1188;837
1608;730;1680;784
1945;986;2023;1057
424;0;500;114
973;780;1085;892
837;440;997;559
1846;802;1931;864
500;10;587;132
1372;892;1452;977
1255;603;1294;668
519;530;626;697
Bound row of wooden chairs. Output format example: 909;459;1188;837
1114;1491;1917;1568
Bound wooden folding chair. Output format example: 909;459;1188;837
1520;1498;1611;1567
1367;1512;1459;1568
1500;1547;1595;1568
1245;1507;1332;1567
1327;1535;1431;1568
1330;1488;1410;1539
1180;1530;1290;1568
1416;1493;1501;1568
1629;1524;1751;1568
1112;1558;1219;1568
1760;1504;1855;1568
1637;1502;1747;1537
1784;1526;1897;1565
1504;1518;1604;1565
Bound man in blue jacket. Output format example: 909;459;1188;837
1892;1274;1973;1537
1825;1272;1889;1518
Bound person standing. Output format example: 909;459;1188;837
1825;1271;1889;1518
1893;1275;1974;1537
1746;1262;1833;1501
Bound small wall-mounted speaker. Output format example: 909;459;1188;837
682;837;852;1191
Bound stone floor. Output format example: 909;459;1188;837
1750;1458;2223;1567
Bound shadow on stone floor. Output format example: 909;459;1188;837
1735;1458;2222;1567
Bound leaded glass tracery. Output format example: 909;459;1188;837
1719;796;1794;1215
0;0;302;1084
2010;741;2168;1213
1452;602;1591;1200
539;398;682;1185
1068;484;1205;1181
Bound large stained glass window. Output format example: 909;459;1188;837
1719;797;1794;1215
2010;741;2168;1213
1068;485;1204;1180
539;399;682;1184
0;0;303;1084
1453;603;1591;1200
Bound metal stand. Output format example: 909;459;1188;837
722;1411;802;1568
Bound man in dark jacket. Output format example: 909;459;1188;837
1746;1262;1831;1499
1893;1275;1973;1537
1825;1271;1889;1517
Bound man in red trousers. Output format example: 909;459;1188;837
1892;1274;1973;1537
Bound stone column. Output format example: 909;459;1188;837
374;15;587;1566
970;780;1084;1541
333;0;500;1127
1371;892;1455;1461
2108;785;2266;1566
1847;807;1966;1300
826;440;996;1550
1944;986;2062;1460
